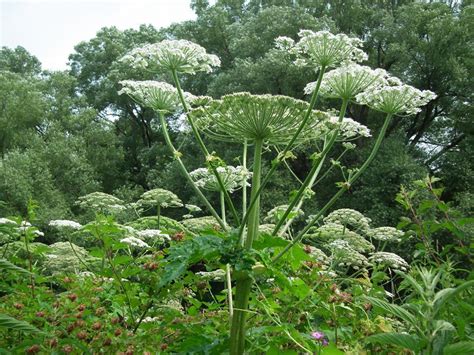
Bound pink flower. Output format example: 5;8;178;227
311;331;325;340
322;339;329;346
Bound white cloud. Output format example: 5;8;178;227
0;0;197;70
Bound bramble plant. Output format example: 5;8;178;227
117;28;437;354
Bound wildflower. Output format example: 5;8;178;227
313;222;374;253
137;229;170;241
49;219;82;230
278;30;367;68
311;331;325;340
369;252;409;271
356;82;436;115
264;204;304;224
305;64;388;100
196;269;226;282
120;237;149;248
0;218;17;225
137;188;183;209
367;227;403;242
118;80;185;114
120;39;221;74
324;116;371;139
67;293;78;302
190;166;252;193
76;192;125;214
191;92;330;144
328;240;370;270
323;208;371;232
185;204;201;213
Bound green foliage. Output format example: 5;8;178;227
0;313;43;334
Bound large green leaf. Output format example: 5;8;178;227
443;341;474;355
0;314;43;334
433;280;474;317
365;332;424;351
0;258;33;276
363;296;419;330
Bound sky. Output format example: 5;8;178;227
0;0;199;71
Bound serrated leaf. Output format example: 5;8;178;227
365;332;423;351
0;258;33;276
0;314;44;334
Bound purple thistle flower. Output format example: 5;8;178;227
311;331;325;340
322;339;329;346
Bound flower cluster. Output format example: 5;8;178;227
120;236;150;248
190;166;252;193
323;208;371;232
303;244;329;264
356;82;436;115
369;252;409;271
49;219;82;230
316;222;375;253
120;39;221;74
118;80;185;113
311;330;329;347
305;64;388;100
367;227;403;242
324;116;371;139
196;269;226;281
181;216;221;233
0;218;17;225
276;30;367;68
76;192;126;214
191;92;330;144
137;188;183;209
328;240;370;270
264;204;304;224
43;242;99;275
136;229;170;245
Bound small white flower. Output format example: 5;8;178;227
120;237;150;248
368;227;403;242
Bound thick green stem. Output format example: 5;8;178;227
220;192;227;227
271;99;349;237
237;66;326;242
272;114;393;262
230;139;263;355
171;70;240;225
242;139;248;218
158;112;227;230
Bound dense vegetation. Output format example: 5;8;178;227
0;0;472;354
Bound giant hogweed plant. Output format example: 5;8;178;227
119;31;436;354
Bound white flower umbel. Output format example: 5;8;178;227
120;40;221;74
185;204;202;213
277;30;367;68
0;218;17;225
190;166;252;193
191;92;330;144
119;80;182;114
137;229;170;240
368;227;403;242
196;269;226;281
356;82;436;115
324;208;371;232
120;236;150;248
324;116;371;139
138;188;183;209
369;252;409;271
305;64;388;100
264;204;304;224
49;220;82;230
328;240;369;270
315;222;375;253
76;192;125;214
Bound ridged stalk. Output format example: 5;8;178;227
158;112;226;230
229;139;263;355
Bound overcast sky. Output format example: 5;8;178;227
0;0;200;71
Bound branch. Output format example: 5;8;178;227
423;133;466;166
